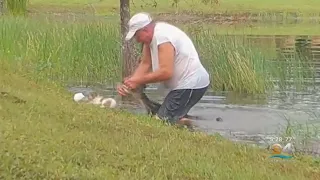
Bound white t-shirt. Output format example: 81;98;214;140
149;22;210;90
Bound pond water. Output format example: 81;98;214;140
68;35;320;157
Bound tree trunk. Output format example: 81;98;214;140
120;0;139;102
0;0;4;15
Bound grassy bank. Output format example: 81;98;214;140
1;61;320;179
29;0;320;17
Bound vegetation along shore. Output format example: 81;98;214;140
1;0;320;179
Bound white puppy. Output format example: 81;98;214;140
73;92;117;108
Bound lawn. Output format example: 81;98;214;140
1;1;320;179
28;0;320;16
26;0;320;36
1;60;320;179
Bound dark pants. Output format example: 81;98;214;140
156;85;208;124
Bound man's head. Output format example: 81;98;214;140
125;12;155;44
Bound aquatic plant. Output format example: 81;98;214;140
188;30;272;94
0;16;317;94
0;16;121;84
5;0;28;15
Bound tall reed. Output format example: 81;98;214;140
185;26;317;94
0;16;317;94
6;0;28;16
188;28;273;94
0;16;121;84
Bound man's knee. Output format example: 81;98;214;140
156;106;176;124
156;100;188;125
155;87;207;124
185;86;208;108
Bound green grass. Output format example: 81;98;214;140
0;16;122;84
5;0;28;16
188;30;272;94
1;16;317;94
1;2;320;178
7;0;319;37
1;59;320;179
28;0;320;17
201;23;320;36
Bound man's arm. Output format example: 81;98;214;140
131;44;152;78
139;42;174;84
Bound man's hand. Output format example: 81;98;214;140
117;84;130;96
123;75;144;90
117;75;132;96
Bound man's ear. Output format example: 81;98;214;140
158;42;175;79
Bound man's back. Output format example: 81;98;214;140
150;22;210;90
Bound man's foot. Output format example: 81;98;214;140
176;118;193;127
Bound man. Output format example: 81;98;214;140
117;12;210;126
